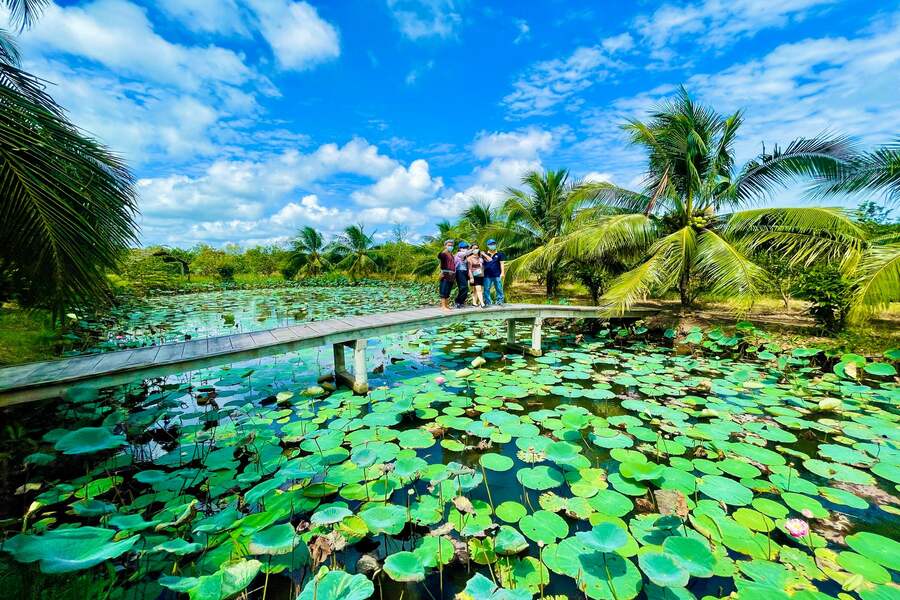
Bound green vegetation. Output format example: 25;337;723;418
1;315;898;599
0;0;138;321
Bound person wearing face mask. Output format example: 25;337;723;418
454;241;472;308
466;242;487;308
437;239;457;310
482;239;505;306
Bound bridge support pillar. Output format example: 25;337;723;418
504;318;542;357
333;339;368;394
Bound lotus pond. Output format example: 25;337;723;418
1;288;899;600
63;284;433;353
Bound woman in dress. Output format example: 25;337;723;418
466;242;487;308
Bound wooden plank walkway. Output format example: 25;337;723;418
0;303;655;406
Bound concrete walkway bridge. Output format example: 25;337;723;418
0;303;655;406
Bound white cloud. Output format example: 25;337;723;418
582;171;613;184
635;0;837;49
157;0;248;36
18;0;256;90
386;0;463;40
565;14;900;201
513;19;530;44
503;45;626;118
247;0;341;71
21;57;227;164
473;127;555;159
405;60;434;85
271;195;348;225
352;159;444;206
601;33;634;53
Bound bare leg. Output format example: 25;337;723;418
475;285;485;307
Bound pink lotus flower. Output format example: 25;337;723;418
785;518;809;538
434;376;447;385
801;508;814;519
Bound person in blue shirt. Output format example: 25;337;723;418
482;239;505;306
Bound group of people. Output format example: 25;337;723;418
437;239;506;310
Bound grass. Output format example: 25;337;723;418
0;305;60;366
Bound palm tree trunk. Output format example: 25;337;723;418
545;271;556;298
679;267;691;309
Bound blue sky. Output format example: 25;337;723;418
8;0;900;247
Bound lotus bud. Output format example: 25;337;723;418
434;376;447;385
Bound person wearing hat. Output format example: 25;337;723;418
454;241;472;308
437;239;457;310
482;239;506;306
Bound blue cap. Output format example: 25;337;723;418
458;241;470;248
486;239;496;245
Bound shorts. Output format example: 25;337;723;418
472;276;484;286
439;277;454;299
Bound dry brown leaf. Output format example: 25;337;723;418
654;489;689;519
453;496;475;514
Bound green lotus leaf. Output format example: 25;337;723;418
837;551;891;584
588;489;634;517
153;538;202;555
296;566;374;600
661;536;715;577
845;532;900;571
384;551;426;582
698;475;753;506
803;459;875;485
497;556;549;593
545;441;582;465
359;504;407;535
3;527;138;573
54;427;126;455
495;500;527;523
310;505;354;527
160;559;262;600
413;535;455;568
577;522;628;553
459;573;532;600
516;465;565;490
480;453;514;472
519;510;569;544
495;525;529;555
620;461;664;482
249;523;300;555
638;550;690;588
863;362;896;377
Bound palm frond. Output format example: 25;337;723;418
3;0;49;30
572;182;654;213
847;244;900;322
0;84;137;315
725;207;866;269
695;229;767;309
599;226;695;315
813;141;900;204
730;134;856;205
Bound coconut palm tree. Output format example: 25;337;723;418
493;169;583;297
811;141;900;319
331;224;379;279
287;226;330;277
459;197;498;242
573;88;864;314
1;0;138;320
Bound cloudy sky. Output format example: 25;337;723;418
8;0;900;247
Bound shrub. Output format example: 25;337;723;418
793;265;852;333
